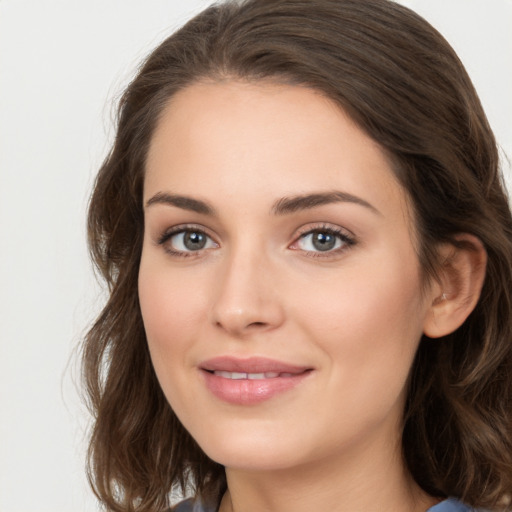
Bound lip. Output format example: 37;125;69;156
199;356;313;405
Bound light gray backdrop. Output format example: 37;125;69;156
0;1;510;511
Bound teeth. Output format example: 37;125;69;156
247;373;265;380
215;371;246;379
213;371;283;380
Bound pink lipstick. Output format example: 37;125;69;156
199;356;312;405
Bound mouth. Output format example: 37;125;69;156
208;371;296;380
200;355;311;374
199;357;313;405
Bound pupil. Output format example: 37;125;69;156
312;232;335;251
184;231;206;250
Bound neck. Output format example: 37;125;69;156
218;431;437;512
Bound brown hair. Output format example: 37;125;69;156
83;0;512;510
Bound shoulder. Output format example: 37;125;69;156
428;497;486;512
169;498;217;512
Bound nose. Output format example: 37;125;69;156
209;244;285;337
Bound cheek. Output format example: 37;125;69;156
138;259;208;376
139;270;198;339
138;260;212;416
293;252;426;387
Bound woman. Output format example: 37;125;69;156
83;1;512;511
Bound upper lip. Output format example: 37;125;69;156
200;356;311;374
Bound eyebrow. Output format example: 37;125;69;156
145;192;216;215
145;190;380;216
271;191;381;216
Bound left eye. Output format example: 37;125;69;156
296;230;347;252
166;230;217;252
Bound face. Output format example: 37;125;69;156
139;81;434;472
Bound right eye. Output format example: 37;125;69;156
159;227;218;256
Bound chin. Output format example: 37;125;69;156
192;425;311;472
207;447;304;472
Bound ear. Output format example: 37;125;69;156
423;234;487;339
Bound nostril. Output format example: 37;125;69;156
248;321;267;328
214;319;268;335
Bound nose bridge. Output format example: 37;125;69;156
210;234;283;335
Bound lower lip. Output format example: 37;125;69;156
201;370;311;405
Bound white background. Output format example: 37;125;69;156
0;1;510;511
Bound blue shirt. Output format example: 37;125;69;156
173;496;478;511
429;497;478;511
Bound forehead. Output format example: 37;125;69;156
144;80;409;221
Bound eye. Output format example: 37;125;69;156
158;227;218;256
291;226;355;255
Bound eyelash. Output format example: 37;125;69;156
156;223;356;259
292;224;356;258
157;224;218;258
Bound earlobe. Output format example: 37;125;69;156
423;234;487;339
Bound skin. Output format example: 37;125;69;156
139;81;442;512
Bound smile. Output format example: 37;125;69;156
213;371;293;380
200;357;313;405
